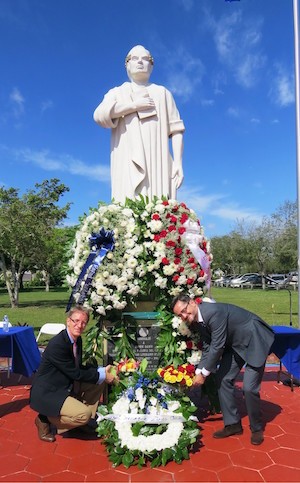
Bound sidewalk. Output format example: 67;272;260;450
0;364;300;482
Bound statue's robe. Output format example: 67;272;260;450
94;82;185;203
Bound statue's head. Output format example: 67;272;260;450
125;45;154;83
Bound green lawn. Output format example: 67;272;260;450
0;286;299;337
211;286;298;327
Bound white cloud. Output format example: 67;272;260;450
41;100;54;113
9;87;25;117
211;205;263;224
176;0;194;12
11;147;111;183
201;99;215;107
164;46;205;101
178;184;263;227
250;118;260;124
269;64;294;107
206;9;266;88
227;107;240;117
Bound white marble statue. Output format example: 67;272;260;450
93;45;185;203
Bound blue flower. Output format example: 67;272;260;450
127;387;135;400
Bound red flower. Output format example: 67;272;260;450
159;230;168;238
175;247;182;256
162;257;170;265
188;257;195;264
180;213;189;224
162;200;169;206
168;225;176;232
178;266;184;273
186;364;195;374
178;227;186;235
180;202;187;209
172;205;179;212
199;269;205;277
174;258;181;265
172;274;180;282
170;215;177;223
186;340;193;349
195;297;203;305
153;234;160;242
152;213;160;220
187;278;194;285
166;240;176;247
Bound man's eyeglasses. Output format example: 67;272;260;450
69;317;87;328
177;300;191;317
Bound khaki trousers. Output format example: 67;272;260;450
48;381;104;431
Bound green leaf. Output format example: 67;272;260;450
140;358;148;373
122;451;134;468
150;455;162;468
131;422;144;436
161;448;173;466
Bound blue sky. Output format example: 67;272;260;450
0;0;297;238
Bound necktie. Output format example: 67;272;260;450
73;342;80;396
73;341;79;367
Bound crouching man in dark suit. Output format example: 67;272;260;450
30;305;118;442
171;295;275;445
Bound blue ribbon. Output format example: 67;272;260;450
66;227;115;312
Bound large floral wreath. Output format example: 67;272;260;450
97;361;199;468
67;196;212;317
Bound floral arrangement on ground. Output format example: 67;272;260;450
97;359;200;468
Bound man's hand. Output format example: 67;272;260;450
105;365;119;384
192;373;206;386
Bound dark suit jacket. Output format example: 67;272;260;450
191;302;275;373
30;329;99;417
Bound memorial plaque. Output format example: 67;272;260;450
105;317;161;371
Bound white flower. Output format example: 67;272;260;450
149;396;157;406
172;316;181;329
168;401;180;412
187;350;202;365
178;321;191;337
135;387;144;401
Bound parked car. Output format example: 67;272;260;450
229;273;259;288
213;275;236;287
213;276;226;287
265;274;288;289
239;274;262;289
288;271;298;285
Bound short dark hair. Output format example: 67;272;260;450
68;305;90;322
170;293;191;312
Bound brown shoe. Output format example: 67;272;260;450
251;430;264;445
35;415;56;442
213;422;243;439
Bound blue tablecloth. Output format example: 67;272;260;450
271;326;300;380
0;326;41;377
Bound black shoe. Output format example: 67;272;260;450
213;422;243;439
251;430;264;445
78;419;98;434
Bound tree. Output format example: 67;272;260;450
0;179;71;307
35;226;77;291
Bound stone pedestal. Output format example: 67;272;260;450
104;311;161;371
